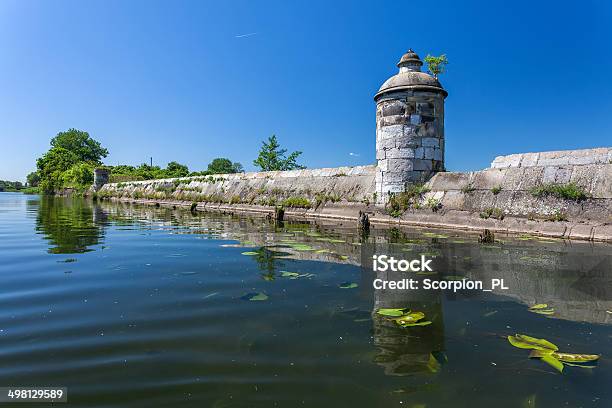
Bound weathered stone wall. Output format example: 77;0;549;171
97;165;376;208
423;163;612;220
491;148;612;168
375;91;445;196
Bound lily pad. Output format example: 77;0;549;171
529;350;600;363
400;320;433;327
530;308;555;315
392;311;426;325
507;334;558;352
241;292;268;301
339;282;358;289
291;244;316;251
377;308;408;317
540;354;564;373
529;304;549;310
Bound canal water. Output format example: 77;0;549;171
0;193;610;408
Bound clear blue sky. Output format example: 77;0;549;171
1;0;611;182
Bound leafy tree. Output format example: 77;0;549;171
253;135;305;171
424;54;448;78
36;147;80;193
207;158;244;174
27;171;40;187
62;162;95;186
165;161;190;178
50;128;108;164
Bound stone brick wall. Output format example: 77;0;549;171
491;148;612;168
97;165;376;207
375;91;445;198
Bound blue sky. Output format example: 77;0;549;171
1;0;610;181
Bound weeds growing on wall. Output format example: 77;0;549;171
530;183;588;201
386;184;431;217
480;207;505;220
281;197;312;208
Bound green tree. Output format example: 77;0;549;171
165;161;190;178
207;158;244;174
62;162;95;186
424;54;448;78
27;171;40;187
253;135;305;171
36;147;80;193
50;128;108;164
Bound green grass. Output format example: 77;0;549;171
529;183;588;201
281;196;312;208
491;186;502;195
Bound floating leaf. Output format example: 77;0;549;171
339;282;358;289
540;354;564;373
530;350;600;363
291;244;316;251
530;308;555;315
507;334;558;352
241;251;259;256
529;304;548;310
377;308;409;317
400;320;433;327
392;311;425;325
281;271;300;278
241;292;268;301
339;255;348;260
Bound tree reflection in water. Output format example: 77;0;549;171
33;196;106;254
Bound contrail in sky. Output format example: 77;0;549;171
235;32;258;38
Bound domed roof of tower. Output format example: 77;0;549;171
375;49;447;100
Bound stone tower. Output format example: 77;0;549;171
374;49;448;202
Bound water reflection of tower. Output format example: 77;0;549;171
369;245;446;376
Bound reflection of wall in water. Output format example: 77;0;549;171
441;243;612;324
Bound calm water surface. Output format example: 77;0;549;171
0;193;610;408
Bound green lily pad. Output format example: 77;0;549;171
507;334;558;352
291;244;316;251
339;282;358;289
400;320;433;327
540;354;564;373
241;292;268;301
377;308;408;317
529;304;549;310
392;311;425;325
530;350;600;363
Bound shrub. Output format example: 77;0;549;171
461;184;476;194
480;207;505;220
530;183;588;201
491;186;502;195
425;197;442;212
386;184;431;217
230;195;242;204
546;210;568;222
281;196;311;208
